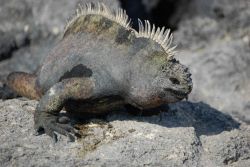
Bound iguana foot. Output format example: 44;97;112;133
34;112;79;142
34;78;94;142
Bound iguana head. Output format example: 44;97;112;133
124;20;193;109
154;57;193;103
127;39;193;109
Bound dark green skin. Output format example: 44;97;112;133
7;14;192;141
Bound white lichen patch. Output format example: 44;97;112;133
48;88;56;96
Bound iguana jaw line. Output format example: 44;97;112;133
164;88;191;99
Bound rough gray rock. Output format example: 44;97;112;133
0;99;82;167
0;0;250;166
201;127;250;166
174;0;250;123
0;99;249;167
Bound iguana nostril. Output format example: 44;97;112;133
169;77;180;85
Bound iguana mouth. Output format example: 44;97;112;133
164;88;189;98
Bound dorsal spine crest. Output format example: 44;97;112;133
64;2;131;35
135;19;177;58
64;2;176;58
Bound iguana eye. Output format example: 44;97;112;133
169;77;180;85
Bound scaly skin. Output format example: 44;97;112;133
7;4;192;141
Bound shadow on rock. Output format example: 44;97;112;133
0;83;18;99
106;101;240;137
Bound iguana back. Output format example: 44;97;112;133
38;4;135;92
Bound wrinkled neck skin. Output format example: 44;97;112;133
123;63;161;109
120;41;164;109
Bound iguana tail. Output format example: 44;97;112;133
7;72;42;100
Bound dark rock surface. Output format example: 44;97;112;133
0;0;249;166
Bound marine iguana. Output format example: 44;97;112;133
7;3;193;141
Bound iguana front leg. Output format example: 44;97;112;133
35;78;95;141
